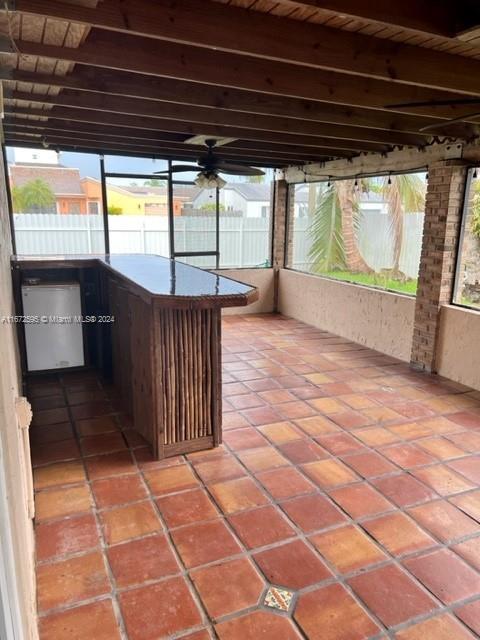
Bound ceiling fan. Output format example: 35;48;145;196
155;136;265;188
385;98;480;133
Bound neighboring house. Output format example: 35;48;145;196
9;163;102;215
106;184;199;216
192;183;273;218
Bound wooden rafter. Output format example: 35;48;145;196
271;0;455;37
2;121;334;161
5;89;430;148
3;103;382;154
12;0;480;95
3;67;477;133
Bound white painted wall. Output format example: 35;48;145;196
215;268;275;315
437;305;480;391
0;153;37;639
278;269;416;361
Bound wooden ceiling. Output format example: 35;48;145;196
1;0;480;167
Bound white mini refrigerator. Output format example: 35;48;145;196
22;283;85;371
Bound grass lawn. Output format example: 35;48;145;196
320;270;418;295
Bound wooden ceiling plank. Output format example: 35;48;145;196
2;134;308;166
5;88;429;147
4;115;336;157
4;104;359;157
240;0;456;36
1;66;478;130
3;35;477;118
12;0;480;94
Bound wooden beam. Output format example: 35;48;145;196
273;1;453;37
2;134;305;166
2;118;334;159
3;104;371;154
2;137;280;167
14;0;480;94
4;67;476;134
6;88;428;147
2;123;332;161
3;35;476;117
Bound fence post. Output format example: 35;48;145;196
141;217;146;253
239;217;244;267
86;213;92;253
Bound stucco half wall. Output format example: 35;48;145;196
437;305;480;391
215;268;275;315
278;269;416;362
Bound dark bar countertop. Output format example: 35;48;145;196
11;254;258;308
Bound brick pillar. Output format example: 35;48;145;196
272;179;289;268
271;179;293;311
411;160;468;372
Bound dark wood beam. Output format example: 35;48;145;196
14;0;479;94
6;89;428;147
2;134;309;166
2;123;332;161
3;104;374;154
3;35;476;118
455;0;480;37
273;1;454;37
3;137;289;167
4;67;476;133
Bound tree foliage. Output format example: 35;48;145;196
307;173;425;277
143;178;166;187
107;205;123;215
11;179;55;213
470;177;480;238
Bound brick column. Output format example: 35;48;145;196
411;160;468;372
271;179;293;311
272;179;289;268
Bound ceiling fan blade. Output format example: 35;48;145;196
385;98;480;109
213;162;265;176
154;164;198;174
418;110;480;132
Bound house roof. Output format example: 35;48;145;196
9;163;85;196
224;183;271;201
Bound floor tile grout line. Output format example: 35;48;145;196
60;374;131;640
28;316;480;640
131;442;217;639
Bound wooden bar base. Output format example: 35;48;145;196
110;280;222;459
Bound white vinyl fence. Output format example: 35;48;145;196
291;211;424;279
13;214;272;268
13;210;424;276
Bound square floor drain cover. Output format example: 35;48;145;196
264;586;294;612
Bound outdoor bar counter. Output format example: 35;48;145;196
12;254;258;459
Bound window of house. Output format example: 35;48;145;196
88;201;99;215
453;167;480;310
68;201;81;214
286;172;426;295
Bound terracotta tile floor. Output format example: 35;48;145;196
28;313;480;640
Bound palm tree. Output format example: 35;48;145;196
21;179;56;213
11;185;26;213
307;179;372;273
379;174;425;276
307;174;425;277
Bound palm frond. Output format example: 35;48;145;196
307;184;346;272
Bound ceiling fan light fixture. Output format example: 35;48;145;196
194;171;226;189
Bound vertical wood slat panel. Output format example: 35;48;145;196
109;280;133;416
157;307;220;448
129;293;156;449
